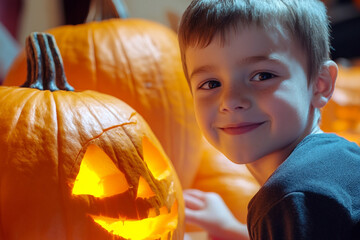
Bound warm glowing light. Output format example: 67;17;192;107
142;137;170;180
91;200;178;240
137;176;156;199
72;144;129;198
71;142;179;239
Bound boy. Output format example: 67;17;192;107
178;0;360;239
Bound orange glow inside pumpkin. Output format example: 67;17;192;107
142;136;170;180
71;137;179;239
137;176;156;198
72;144;129;198
91;200;178;240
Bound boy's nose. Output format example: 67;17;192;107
219;87;251;112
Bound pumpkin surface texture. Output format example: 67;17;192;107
0;32;184;240
4;16;202;189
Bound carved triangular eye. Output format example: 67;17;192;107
72;144;129;198
137;176;155;199
142;137;170;180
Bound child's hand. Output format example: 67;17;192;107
183;189;249;240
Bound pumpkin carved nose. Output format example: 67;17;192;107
137;176;156;198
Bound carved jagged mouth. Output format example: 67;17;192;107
90;200;178;240
71;137;179;239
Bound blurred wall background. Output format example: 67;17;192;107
0;0;191;45
0;0;191;83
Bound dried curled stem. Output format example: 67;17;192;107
22;32;74;92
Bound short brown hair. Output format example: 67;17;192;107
178;0;331;83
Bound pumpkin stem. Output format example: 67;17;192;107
85;0;129;23
22;32;74;91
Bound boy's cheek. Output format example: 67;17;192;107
194;110;217;141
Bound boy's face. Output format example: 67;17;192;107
186;24;318;164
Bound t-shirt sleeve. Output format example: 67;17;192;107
249;192;352;240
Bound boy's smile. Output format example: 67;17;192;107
219;121;266;135
186;24;320;167
220;122;264;135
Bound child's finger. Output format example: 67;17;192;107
183;191;205;209
183;189;207;200
185;208;205;224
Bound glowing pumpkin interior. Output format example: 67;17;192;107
72;137;178;240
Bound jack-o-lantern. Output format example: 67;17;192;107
0;32;184;240
3;0;202;189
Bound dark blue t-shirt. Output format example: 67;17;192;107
247;133;360;240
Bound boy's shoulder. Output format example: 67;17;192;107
260;133;359;193
297;132;358;148
248;133;360;223
269;133;359;180
282;132;360;169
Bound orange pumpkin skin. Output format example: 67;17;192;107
0;87;184;239
4;19;202;189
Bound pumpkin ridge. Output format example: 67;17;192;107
120;123;144;164
50;91;71;239
88;27;99;92
112;20;138;101
12;90;51;140
119;124;157;188
120;124;171;210
1;88;38;140
107;20;125;93
72;91;117;131
90;22;105;92
82;91;125;121
69;121;137;177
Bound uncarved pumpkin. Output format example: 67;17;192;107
0;32;184;240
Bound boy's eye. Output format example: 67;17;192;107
252;72;275;81
199;80;221;90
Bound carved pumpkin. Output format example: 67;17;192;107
4;0;202;189
0;32;184;240
320;60;360;145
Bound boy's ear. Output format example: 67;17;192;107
311;60;338;108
